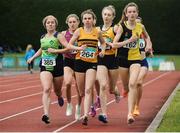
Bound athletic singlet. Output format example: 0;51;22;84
76;27;99;63
63;30;77;59
40;32;62;70
98;25;116;55
117;21;143;60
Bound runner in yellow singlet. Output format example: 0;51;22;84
95;5;120;124
133;17;153;117
109;2;152;124
67;9;106;126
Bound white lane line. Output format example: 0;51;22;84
0;77;39;84
0;105;43;122
0;83;74;94
0;72;170;126
0;85;41;94
53;72;170;132
52;100;115;133
0;95;77;122
0;85;74;103
0;92;42;104
145;82;180;132
0;80;40;87
142;72;170;87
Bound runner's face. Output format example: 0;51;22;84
102;9;114;24
45;18;56;31
82;14;94;27
126;6;138;22
67;17;79;31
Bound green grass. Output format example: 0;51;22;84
156;87;180;132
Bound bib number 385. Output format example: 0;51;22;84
42;58;56;67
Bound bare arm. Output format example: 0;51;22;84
109;25;138;48
142;25;153;53
113;24;119;34
98;30;106;57
58;32;68;47
67;29;86;51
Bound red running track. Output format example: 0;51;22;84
0;71;180;132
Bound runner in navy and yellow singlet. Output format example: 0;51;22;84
109;2;152;124
27;15;69;124
133;17;153;117
67;9;106;126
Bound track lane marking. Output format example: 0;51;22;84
0;72;170;131
53;72;170;132
0;95;77;121
0;85;41;94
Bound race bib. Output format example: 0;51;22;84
123;41;137;49
42;57;56;67
80;47;96;59
139;39;145;49
71;50;78;54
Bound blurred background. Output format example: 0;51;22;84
0;0;180;72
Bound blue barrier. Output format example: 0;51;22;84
34;58;40;66
147;57;166;67
2;57;16;68
18;57;27;67
2;56;40;68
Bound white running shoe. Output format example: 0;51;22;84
75;104;81;120
66;103;73;116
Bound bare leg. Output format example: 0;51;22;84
127;64;141;124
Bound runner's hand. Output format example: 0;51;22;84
48;48;57;53
79;45;86;51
